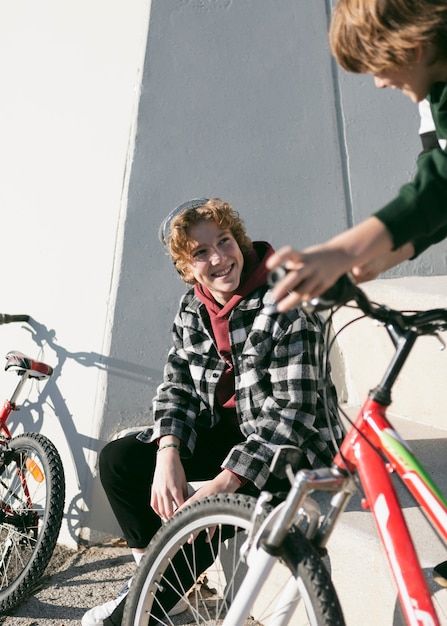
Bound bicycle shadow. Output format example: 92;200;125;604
5;317;160;544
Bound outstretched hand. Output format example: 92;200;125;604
266;217;397;312
266;244;350;311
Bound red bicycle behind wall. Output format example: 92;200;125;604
122;274;447;626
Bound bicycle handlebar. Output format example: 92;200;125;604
268;268;447;335
0;314;30;325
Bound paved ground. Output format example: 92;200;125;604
0;540;135;626
0;541;246;626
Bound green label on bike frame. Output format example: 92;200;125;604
381;429;447;507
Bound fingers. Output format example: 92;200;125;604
205;525;217;543
151;494;175;521
266;246;322;310
272;279;325;312
272;266;304;294
151;489;185;521
266;245;348;311
266;246;303;270
271;289;302;313
267;264;328;311
187;524;216;545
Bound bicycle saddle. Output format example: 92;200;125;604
5;351;53;379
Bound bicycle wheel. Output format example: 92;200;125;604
123;493;345;626
0;432;65;612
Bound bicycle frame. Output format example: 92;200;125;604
0;372;30;440
336;397;447;626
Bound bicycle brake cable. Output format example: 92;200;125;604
318;303;391;492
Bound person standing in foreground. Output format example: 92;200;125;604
266;0;447;586
267;0;447;310
81;198;342;626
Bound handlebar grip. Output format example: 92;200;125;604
0;314;30;325
304;274;360;312
268;266;290;286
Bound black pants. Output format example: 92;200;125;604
99;419;250;549
99;425;305;626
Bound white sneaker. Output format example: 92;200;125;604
81;578;132;626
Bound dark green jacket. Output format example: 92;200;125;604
375;81;447;257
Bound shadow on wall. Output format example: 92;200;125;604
4;316;159;545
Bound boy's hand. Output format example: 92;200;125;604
266;218;396;311
180;469;241;508
266;244;349;311
177;470;242;543
151;446;187;521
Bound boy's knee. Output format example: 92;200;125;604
98;441;117;487
98;435;154;485
98;438;129;483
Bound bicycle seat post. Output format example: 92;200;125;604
0;371;29;438
7;370;30;406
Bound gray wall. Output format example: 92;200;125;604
102;0;446;437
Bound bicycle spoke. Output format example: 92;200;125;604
124;494;344;626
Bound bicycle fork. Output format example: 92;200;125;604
222;466;355;626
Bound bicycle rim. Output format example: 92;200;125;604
0;432;65;611
123;493;345;626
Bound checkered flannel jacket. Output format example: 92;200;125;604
139;285;342;490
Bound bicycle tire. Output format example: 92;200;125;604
0;432;65;612
123;493;345;626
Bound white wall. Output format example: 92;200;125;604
0;0;150;547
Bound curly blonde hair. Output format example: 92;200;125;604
167;198;253;283
329;0;447;74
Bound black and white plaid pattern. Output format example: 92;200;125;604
138;286;342;489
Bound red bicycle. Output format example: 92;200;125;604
0;314;65;613
123;275;447;626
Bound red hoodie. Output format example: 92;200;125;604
194;242;274;482
195;241;273;405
